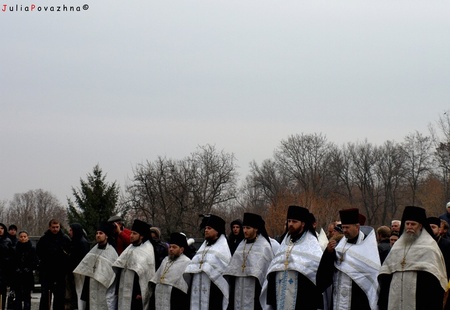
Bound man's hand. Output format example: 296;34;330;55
326;239;337;253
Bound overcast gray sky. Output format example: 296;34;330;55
1;0;449;204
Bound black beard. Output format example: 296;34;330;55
169;254;180;261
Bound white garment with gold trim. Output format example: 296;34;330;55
113;240;155;310
333;227;380;310
183;234;231;310
73;243;118;310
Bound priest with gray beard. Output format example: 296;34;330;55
378;206;447;310
150;232;191;310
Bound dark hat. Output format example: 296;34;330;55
400;206;434;237
97;221;113;238
428;216;441;227
287;205;310;222
334;223;343;234
131;219;151;238
358;213;366;225
339;208;360;225
169;232;188;249
204;214;226;235
199;214;211;230
8;224;17;231
401;206;427;224
230;219;243;229
243;213;264;230
107;215;122;223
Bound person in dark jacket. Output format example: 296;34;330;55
12;230;39;310
0;223;13;310
377;226;392;264
36;219;71;310
227;219;244;255
8;224;18;248
67;223;91;309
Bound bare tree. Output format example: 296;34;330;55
374;141;406;223
5;189;66;236
347;141;380;224
430;110;450;204
400;131;433;205
123;144;238;238
274;133;334;210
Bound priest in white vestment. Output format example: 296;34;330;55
316;208;381;310
378;206;447;310
113;219;155;310
73;222;118;310
261;205;324;310
184;214;231;310
150;232;191;310
223;212;274;310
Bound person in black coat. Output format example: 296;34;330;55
227;219;244;255
67;223;91;309
12;230;39;310
36;219;71;310
0;223;13;310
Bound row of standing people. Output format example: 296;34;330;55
2;203;448;310
69;204;448;310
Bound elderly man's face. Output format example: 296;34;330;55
404;220;422;236
391;222;400;232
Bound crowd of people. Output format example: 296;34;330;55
1;203;450;309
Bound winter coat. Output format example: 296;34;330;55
68;223;91;272
12;240;38;291
0;223;13;288
36;229;71;279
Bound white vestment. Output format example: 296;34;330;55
333;226;380;310
260;230;323;310
73;243;118;310
113;240;155;310
223;236;274;310
317;228;329;251
150;253;191;310
379;229;447;309
183;234;231;310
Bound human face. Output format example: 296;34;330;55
342;224;359;240
69;227;74;238
404;220;422;236
169;244;183;260
49;223;61;235
389;235;398;246
287;219;304;236
430;224;440;237
232;224;241;236
130;231;143;245
440;222;448;237
243;226;258;240
0;226;4;236
18;232;29;243
391;221;400;232
96;231;108;245
204;226;219;242
327;224;335;239
8;229;17;236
